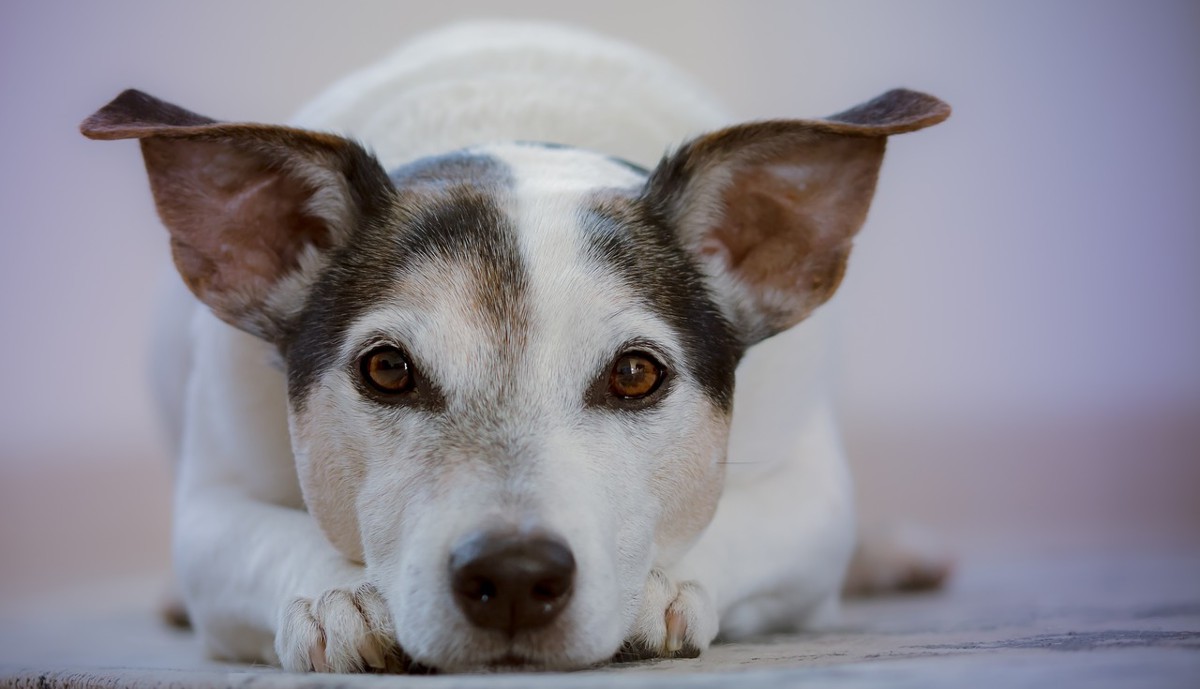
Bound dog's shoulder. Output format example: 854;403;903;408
291;21;732;171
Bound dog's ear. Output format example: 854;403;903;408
81;89;393;342
644;89;949;344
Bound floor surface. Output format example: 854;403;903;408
2;552;1197;688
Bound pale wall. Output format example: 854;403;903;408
1;1;1197;596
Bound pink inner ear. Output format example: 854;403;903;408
144;138;331;325
708;136;883;330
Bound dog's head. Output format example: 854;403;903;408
82;89;947;670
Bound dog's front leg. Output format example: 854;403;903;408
174;490;406;672
172;315;402;673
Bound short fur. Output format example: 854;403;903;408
81;21;949;673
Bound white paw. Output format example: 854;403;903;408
617;570;718;661
276;582;405;673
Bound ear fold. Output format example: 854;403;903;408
644;89;950;344
81;89;393;341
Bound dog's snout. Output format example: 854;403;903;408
449;530;576;634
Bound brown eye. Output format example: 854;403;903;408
609;351;665;399
360;346;414;396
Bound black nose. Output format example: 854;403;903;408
449;530;576;634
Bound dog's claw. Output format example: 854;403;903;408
664;608;686;653
617;570;717;662
360;639;386;671
309;638;329;672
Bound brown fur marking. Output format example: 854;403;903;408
643;89;949;341
80;89;393;342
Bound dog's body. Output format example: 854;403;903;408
85;22;949;672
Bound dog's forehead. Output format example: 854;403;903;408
389;142;646;193
485;142;649;190
346;145;667;401
286;144;739;412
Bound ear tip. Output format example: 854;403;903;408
79;112;116;139
827;88;952;135
79;89;216;140
79;89;150;139
885;88;953;124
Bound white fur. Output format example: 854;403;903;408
162;20;857;671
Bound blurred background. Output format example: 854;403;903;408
1;0;1197;611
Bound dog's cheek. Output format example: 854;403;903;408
289;384;370;563
649;402;729;566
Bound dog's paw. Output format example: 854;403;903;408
843;524;954;596
615;570;718;662
158;580;191;629
276;582;406;673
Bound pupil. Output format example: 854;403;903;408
624;361;643;379
616;356;651;394
372;352;408;388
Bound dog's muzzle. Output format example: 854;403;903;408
449;530;576;634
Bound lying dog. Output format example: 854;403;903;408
81;22;949;673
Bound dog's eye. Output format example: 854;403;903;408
360;346;415;396
609;351;665;399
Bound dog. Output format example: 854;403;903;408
80;22;949;673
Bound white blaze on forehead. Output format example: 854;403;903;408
485;143;648;190
484;144;683;400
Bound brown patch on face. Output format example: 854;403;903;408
284;150;520;414
581;192;742;412
650;406;730;562
460;203;529;359
386;152;527;357
292;395;368;563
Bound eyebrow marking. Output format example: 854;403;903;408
284;150;524;411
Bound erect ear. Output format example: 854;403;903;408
644;89;950;344
81;89;393;342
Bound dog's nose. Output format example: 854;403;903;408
449;530;575;633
